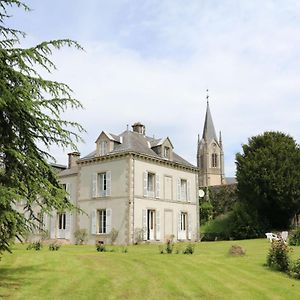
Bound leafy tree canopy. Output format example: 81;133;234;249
0;0;84;255
236;131;300;229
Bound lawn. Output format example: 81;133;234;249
0;239;300;300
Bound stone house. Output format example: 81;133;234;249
49;122;199;245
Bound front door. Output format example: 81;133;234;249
147;210;155;240
57;213;66;239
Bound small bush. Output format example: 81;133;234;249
183;243;195;254
229;245;246;256
165;240;173;254
289;227;300;246
27;241;43;251
267;239;290;272
96;244;106;252
289;258;300;279
49;242;61;251
74;229;88;245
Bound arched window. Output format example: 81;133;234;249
211;153;218;168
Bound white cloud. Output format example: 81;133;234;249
13;0;300;177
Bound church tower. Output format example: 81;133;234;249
197;95;225;187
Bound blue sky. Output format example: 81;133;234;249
5;0;300;176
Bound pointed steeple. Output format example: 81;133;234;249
202;94;218;142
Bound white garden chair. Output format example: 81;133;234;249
265;232;279;242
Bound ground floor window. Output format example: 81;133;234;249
180;212;187;231
58;213;66;230
98;209;106;234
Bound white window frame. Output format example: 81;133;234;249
98;209;106;234
100;140;108;156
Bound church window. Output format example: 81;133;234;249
211;153;218;168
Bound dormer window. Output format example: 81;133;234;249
100;141;108;155
163;146;170;159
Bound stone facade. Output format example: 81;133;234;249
47;123;199;245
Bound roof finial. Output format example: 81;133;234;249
126;124;129;132
206;89;209;104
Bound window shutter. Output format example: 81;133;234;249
65;212;71;240
188;213;192;240
143;172;148;197
92;173;97;198
142;209;147;240
187;180;191;202
106;208;112;234
177;212;182;240
156;210;160;240
106;171;111;196
155;174;160;198
66;183;71;201
91;210;97;235
177;178;181;201
50;212;56;239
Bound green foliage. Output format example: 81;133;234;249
199;201;213;225
289;227;300;246
48;241;61;251
209;184;238;218
96;244;106;252
289;258;300;279
0;1;84;256
201;204;264;241
74;229;88;245
183;243;195;254
236;131;300;229
165;240;174;254
26;241;43;251
266;239;290;272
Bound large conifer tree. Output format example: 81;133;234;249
236;131;300;229
0;0;84;255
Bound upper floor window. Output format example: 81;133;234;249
177;178;190;201
212;153;218;168
92;171;111;197
163;146;170;159
180;179;187;201
144;171;160;198
100;141;108;155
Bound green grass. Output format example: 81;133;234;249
1;239;300;299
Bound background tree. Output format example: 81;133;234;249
236;131;300;229
0;0;84;255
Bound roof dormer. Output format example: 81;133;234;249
95;131;121;156
151;137;174;160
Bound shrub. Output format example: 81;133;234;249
49;242;61;251
201;203;264;241
183;243;195;254
228;245;246;256
266;239;290;272
109;228;119;245
289;227;300;246
74;229;88;245
96;243;106;252
289;258;300;279
165;240;173;254
199;201;213;225
26;241;43;251
121;246;128;253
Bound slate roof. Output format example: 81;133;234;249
81;130;196;169
202;101;218;142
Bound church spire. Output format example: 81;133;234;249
202;91;218;142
